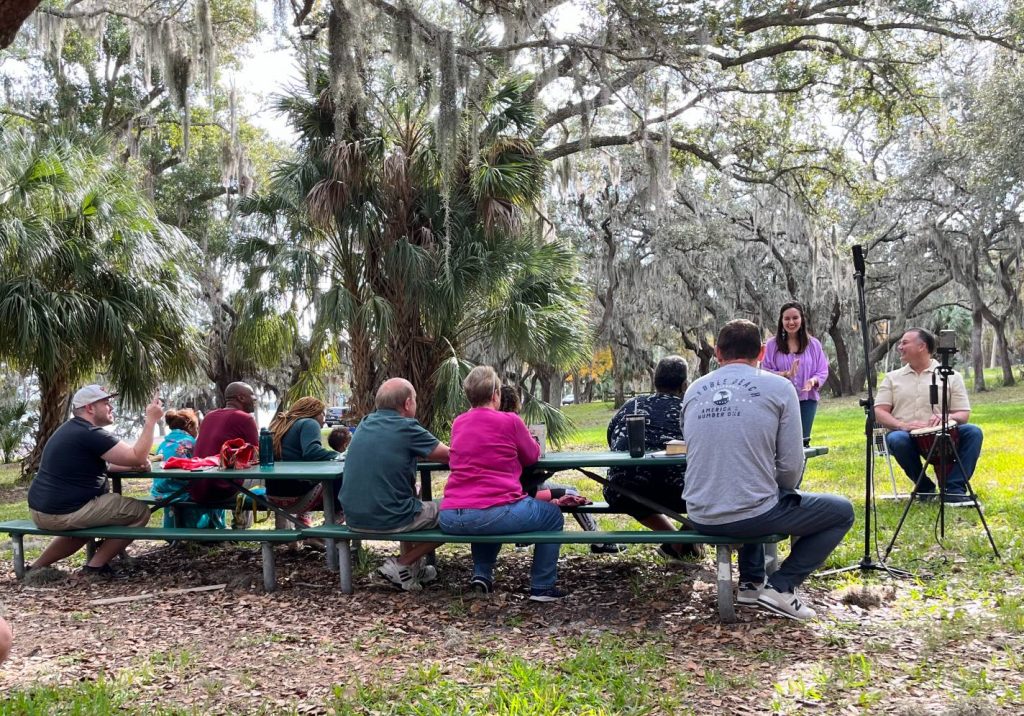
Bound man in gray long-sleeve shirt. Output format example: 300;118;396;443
682;319;853;620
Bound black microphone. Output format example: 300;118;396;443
852;244;866;275
930;371;938;407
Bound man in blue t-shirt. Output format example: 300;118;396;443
26;385;165;578
340;378;449;591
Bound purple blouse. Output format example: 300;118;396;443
762;335;830;401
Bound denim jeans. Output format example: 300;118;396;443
885;423;982;495
691;491;854;593
799;400;818;446
439;497;564;590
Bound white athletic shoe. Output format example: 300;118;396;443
737;580;765;605
756;586;816;621
414;561;438;585
376;557;423;592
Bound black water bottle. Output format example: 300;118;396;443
259;428;274;469
626;415;646;458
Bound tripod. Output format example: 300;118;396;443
882;353;1000;559
820;245;909;578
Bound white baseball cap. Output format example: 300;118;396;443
71;384;118;409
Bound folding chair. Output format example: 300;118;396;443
873;425;908;500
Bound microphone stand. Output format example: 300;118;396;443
821;245;909;578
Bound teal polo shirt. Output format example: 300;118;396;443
340;409;440;530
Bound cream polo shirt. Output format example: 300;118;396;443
876;359;970;424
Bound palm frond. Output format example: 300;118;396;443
521;395;575;449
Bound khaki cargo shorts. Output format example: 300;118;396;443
351;499;439;533
30;493;150;531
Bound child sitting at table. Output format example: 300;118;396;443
152;409;225;529
327;426;350;453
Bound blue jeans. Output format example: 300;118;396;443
691;491;854;593
439;497;564;590
799;400;818;446
885;423;982;495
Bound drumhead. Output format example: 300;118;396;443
909;420;957;436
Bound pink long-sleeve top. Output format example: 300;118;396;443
440;407;541;510
762;335;830;401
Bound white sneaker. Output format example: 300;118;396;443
414;561;438;585
376;557;422;592
756;586;816;620
737;580;765;605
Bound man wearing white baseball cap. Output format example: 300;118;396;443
25;385;165;578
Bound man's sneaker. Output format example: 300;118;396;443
756;586;816;621
528;586;567;602
657;542;705;562
414;562;438;585
943;493;979;508
590;543;626;554
468;576;492;595
376;557;422;592
915;492;939;503
737;580;765;605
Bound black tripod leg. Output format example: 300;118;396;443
882;481;920;561
946;442;1001;560
883;442;940;560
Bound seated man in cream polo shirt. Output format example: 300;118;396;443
875;328;983;507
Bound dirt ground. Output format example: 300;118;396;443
2;539;1020;714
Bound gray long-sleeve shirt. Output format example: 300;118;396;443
680;363;804;525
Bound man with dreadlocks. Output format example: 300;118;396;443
266;396;341;530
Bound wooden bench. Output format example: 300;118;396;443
302;524;785;622
0;520;301;592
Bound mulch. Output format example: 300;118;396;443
0;541;1020;714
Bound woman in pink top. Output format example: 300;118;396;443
762;301;830;446
439;366;566;601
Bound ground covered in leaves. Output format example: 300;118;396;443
2;538;1021;715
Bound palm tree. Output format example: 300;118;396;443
0;128;200;477
240;71;590;437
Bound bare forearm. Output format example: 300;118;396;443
129;419;159;463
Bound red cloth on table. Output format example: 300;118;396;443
162;456;220;470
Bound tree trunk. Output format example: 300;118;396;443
0;1;43;50
826;296;854;395
20;372;69;481
990;318;1015;387
347;321;377;421
827;326;854;396
534;366;555;404
971;309;987;392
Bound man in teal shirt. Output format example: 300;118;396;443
340;378;449;591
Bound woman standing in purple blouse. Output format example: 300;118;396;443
762;302;830;446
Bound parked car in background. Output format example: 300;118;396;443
325;406;348;426
561;393;575;405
